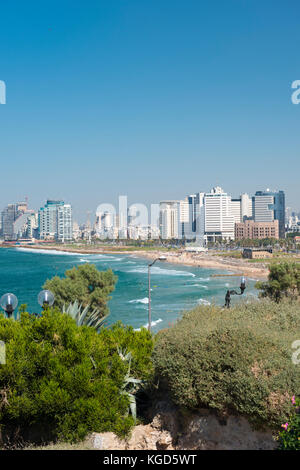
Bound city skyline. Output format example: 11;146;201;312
0;184;295;227
0;1;300;220
3;185;299;243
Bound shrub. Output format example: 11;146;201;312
0;309;153;445
43;264;117;315
278;396;300;450
256;262;300;302
153;299;300;431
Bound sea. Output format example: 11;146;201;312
0;247;258;332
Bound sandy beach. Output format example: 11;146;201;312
8;244;269;280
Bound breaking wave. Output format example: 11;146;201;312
129;297;149;304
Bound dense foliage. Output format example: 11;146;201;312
153;299;300;431
278;396;300;450
43;264;117;315
256;262;300;302
0;309;153;444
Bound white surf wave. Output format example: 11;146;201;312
128;266;196;277
129;297;149;304
134;318;163;331
198;298;211;306
14;248;84;256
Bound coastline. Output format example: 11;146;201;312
9;244;269;280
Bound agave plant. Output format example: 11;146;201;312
117;346;142;422
62;300;108;331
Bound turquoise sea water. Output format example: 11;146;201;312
0;248;258;331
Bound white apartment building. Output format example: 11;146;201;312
204;187;235;242
57;204;73;242
39;200;73;241
26;212;38;238
159;201;180;239
240;193;253;220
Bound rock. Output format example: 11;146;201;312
90;402;277;451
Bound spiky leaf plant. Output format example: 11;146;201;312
63;300;108;331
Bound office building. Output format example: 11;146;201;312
231;198;242;224
204;187;235;242
252;189;285;238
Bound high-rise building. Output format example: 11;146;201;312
57;204;73;242
1;204;18;240
252;189;285;238
178;198;190;239
1;202;28;240
159;201;180;239
186;193;205;241
26;213;38;238
240;193;253;221
231;198;242;225
204;187;235;242
13;210;36;239
39;200;72;241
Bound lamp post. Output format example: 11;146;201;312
38;290;55;309
148;256;167;332
224;276;246;308
0;293;18;318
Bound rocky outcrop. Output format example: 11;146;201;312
90;401;277;450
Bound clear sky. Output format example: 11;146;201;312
0;0;299;222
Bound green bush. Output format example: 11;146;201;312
43;264;117;315
0;309;153;444
153;299;300;431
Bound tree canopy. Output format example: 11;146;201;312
43;264;117;316
256;262;300;302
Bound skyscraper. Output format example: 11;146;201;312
1;204;18;240
231;198;242;225
240;193;253;221
39;200;73;241
1;202;28;240
186;192;205;241
204;187;235;242
252;190;285;238
57;204;73;242
159;201;180;239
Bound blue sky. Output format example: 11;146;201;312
0;0;299;221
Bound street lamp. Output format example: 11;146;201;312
38;290;55;309
0;293;18;318
224;276;247;308
148;256;167;332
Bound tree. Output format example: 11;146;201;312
256;262;300;302
43;264;117;316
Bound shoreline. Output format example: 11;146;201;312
8;244;269;280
